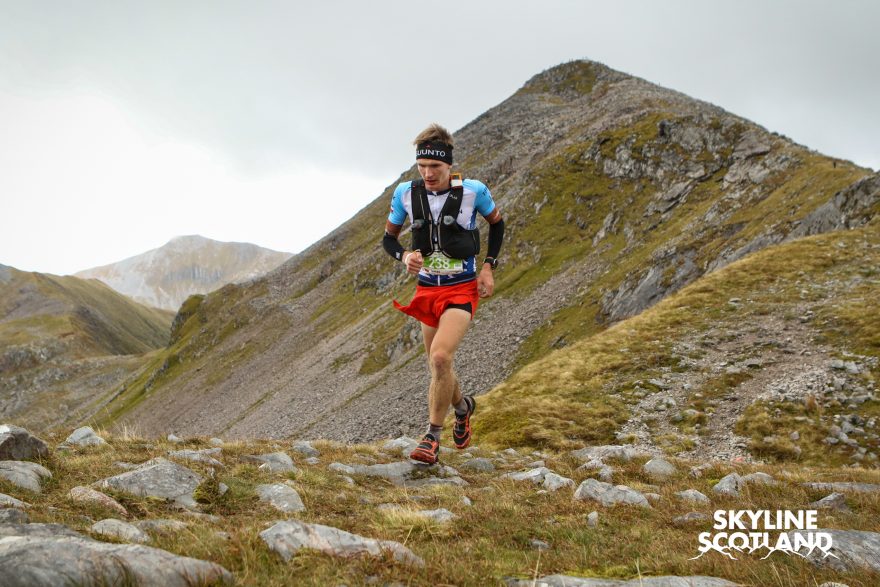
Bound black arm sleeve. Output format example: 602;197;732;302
383;231;405;261
486;218;505;259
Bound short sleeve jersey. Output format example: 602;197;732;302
388;179;496;286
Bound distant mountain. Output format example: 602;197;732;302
0;264;174;429
74;235;292;311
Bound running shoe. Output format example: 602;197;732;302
453;395;476;449
410;434;440;465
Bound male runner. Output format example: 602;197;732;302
382;123;505;464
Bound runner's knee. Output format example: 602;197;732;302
429;349;453;373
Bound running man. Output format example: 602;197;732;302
382;123;505;464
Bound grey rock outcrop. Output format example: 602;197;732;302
573;479;650;508
168;448;224;467
94;457;202;510
543;473;575;492
460;457;495;472
787;529;880;573
0;532;233;586
243;452;296;473
91;519;150;544
260;520;424;567
0;524;83;538
643;458;677;481
571;445;649;463
256;483;306;513
62;426;107;447
0;425;48;461
712;473;743;496
0;493;30;509
134;519;189;534
809;492;851;513
502;467;554;484
801;482;880;494
0;460;52;493
0;509;28;523
68;486;128;517
291;441;320;458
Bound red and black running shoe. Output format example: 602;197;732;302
409;434;440;465
453;396;476;449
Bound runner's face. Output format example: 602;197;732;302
417;159;451;191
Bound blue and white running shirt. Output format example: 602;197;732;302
388;179;496;286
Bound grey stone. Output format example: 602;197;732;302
526;460;546;468
573;479;650;508
243;452;296;473
63;426;107;447
0;493;30;509
208;438;224;446
382;437;419;455
168;448;224;467
712;473;743;496
507;575;737;586
742;472;776;485
91;519;151;544
643;458;677;481
329;462;355;475
571;445;649;463
786;529;880;573
802;482;880;494
256;483;305;513
460;496;472;507
645;493;661;503
543;473;575;492
586;511;598;527
0;532;233;586
291;440;320;458
417;508;456;523
531;539;550;551
502;467;553;484
0;509;28;523
0;425;48;461
0;523;84;538
460;457;495;472
68;486;128;517
344;460;467;488
305;457;320;465
94;457;202;510
260;520;424;567
167;434;183;443
810;492;851;513
689;464;712;478
675;489;710;504
0;460;52;493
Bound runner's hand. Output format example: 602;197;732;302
404;250;423;275
478;266;494;297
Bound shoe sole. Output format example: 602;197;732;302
409;450;438;465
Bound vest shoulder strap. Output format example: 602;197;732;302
411;179;429;221
439;174;465;220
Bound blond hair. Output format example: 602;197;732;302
413;123;453;147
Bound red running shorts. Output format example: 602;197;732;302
392;280;479;328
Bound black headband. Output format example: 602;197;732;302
416;141;453;165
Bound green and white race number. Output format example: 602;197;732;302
423;253;464;275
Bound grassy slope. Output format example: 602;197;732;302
8;431;879;586
473;220;880;457
0;269;173;360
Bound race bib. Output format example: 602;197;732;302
422;253;464;275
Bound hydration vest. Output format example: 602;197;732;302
410;174;481;260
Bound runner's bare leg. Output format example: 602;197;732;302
421;308;470;426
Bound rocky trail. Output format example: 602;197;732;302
2;424;880;586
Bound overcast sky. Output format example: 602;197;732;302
1;1;877;276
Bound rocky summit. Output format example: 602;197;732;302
0;425;877;586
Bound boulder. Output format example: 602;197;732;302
68;486;128;517
260;520;424;567
673;512;711;526
501;467;553;484
63;427;107;448
134;519;189;534
675;489;710;504
571;445;649;463
256;483;305;513
0;532;232;586
0;461;52;493
573;479;650;508
801;482;880;494
0;509;27;523
341;460;466;488
712;473;743;497
0;493;30;509
91;519;150;544
742;472;775;485
0;425;48;461
543;473;575;492
643;458;677;481
809;492;851;513
459;458;495;472
787;529;880;573
94;458;202;510
242;452;296;473
0;524;84;538
168;448;224;467
291;441;320;458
